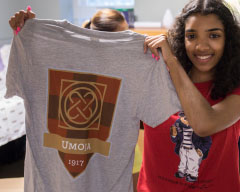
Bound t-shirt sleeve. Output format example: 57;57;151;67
5;36;27;99
136;56;181;127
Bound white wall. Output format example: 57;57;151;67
0;0;60;46
0;0;26;45
27;0;60;19
135;0;189;22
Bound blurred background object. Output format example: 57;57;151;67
72;0;135;27
0;0;190;46
0;44;26;184
225;0;240;21
162;9;174;29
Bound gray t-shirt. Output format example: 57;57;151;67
6;19;181;192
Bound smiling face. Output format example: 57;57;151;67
184;13;225;82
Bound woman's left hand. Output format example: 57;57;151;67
144;34;175;66
9;8;36;32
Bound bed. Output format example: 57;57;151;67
0;44;25;147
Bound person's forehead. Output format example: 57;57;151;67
185;13;224;29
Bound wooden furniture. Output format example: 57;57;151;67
131;27;167;36
0;177;24;192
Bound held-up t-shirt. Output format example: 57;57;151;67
138;80;240;192
5;19;181;192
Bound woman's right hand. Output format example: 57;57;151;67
144;35;175;63
9;8;36;32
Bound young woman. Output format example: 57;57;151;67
9;1;240;191
138;0;240;191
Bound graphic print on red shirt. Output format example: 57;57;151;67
137;81;240;192
170;111;212;183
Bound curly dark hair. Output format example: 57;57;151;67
168;0;240;100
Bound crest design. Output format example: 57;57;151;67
44;69;121;177
59;80;105;130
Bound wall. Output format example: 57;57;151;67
0;0;60;46
0;0;26;46
26;0;61;19
134;0;189;22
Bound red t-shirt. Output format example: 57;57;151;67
138;81;240;192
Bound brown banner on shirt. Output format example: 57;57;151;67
44;133;110;156
45;69;121;178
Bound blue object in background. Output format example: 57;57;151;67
86;0;134;7
67;0;135;26
116;8;135;28
59;0;74;23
